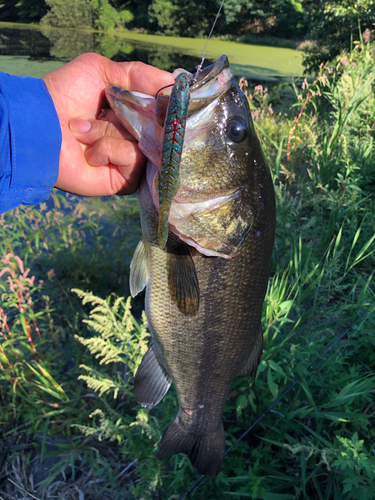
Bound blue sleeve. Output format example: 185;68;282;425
0;73;62;214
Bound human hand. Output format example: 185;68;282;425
43;53;174;196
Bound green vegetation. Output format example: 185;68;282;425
1;1;374;71
302;0;374;71
1;39;375;500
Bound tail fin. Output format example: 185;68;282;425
156;417;225;477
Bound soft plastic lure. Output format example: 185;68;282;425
157;72;190;249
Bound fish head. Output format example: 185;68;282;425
106;55;271;258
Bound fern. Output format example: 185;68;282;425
78;365;124;398
72;407;128;443
72;289;150;411
73;290;149;377
77;337;125;365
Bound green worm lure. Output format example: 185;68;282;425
157;72;191;249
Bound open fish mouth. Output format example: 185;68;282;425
105;55;233;158
105;55;254;258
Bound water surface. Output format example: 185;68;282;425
0;22;303;80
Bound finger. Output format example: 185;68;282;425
70;116;136;145
85;135;145;171
86;137;146;194
99;57;175;96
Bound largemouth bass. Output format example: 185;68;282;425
106;56;276;477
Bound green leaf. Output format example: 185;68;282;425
267;368;278;398
268;360;287;378
26;362;69;402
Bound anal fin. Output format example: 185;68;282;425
134;347;171;408
166;241;199;316
130;237;149;297
237;326;264;378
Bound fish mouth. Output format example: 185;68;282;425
152;56;232;124
190;55;230;92
105;56;249;258
105;55;233;150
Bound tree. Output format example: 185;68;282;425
147;0;213;37
40;0;93;29
0;0;48;23
40;0;133;30
303;0;375;70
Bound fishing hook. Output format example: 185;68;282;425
155;83;175;99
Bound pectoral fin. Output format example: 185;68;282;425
130;237;149;297
237;326;264;378
134;347;171;408
166;241;199;316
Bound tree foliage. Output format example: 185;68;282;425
1;0;374;71
40;0;134;30
303;0;375;70
40;0;93;29
0;0;48;23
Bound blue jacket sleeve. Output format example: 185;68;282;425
0;73;62;214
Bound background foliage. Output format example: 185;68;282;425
1;0;374;70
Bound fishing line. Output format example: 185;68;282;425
179;305;373;499
193;0;226;82
155;0;226;97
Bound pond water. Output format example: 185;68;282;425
0;22;303;81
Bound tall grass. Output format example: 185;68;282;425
0;40;374;499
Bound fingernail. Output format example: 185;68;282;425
70;118;92;133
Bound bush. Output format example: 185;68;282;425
40;0;93;29
303;0;375;71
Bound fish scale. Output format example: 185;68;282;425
137;172;273;474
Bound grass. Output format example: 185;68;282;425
0;39;375;499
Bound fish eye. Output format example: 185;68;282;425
226;118;247;143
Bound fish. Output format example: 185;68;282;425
105;55;276;477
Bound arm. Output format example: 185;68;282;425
0;73;61;214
